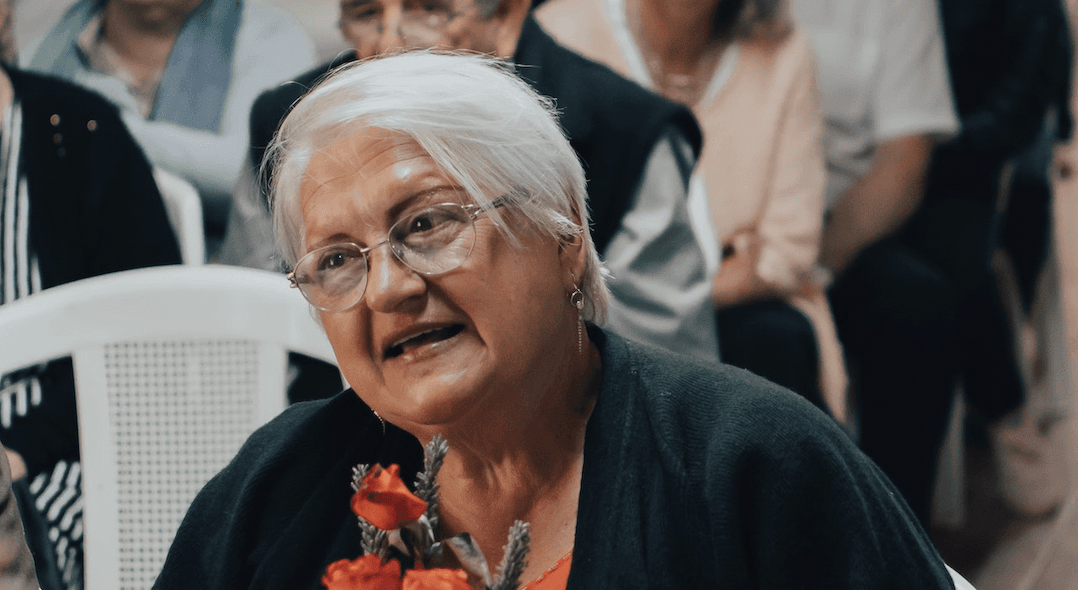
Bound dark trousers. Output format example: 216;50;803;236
903;186;1026;422
717;300;828;415
828;240;960;525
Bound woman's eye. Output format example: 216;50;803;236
406;0;446;14
317;250;358;272
345;3;380;20
409;215;434;233
406;210;450;234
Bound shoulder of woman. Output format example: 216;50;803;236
617;340;853;474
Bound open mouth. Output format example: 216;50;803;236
384;324;465;359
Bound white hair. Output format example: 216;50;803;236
267;50;609;322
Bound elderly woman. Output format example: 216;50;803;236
153;52;959;590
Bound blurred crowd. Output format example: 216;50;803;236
0;0;1074;588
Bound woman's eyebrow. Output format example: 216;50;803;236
383;185;466;220
341;0;377;10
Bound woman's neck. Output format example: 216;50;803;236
420;339;600;491
100;0;203;78
411;339;601;581
636;0;722;70
630;0;726;105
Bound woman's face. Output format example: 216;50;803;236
300;129;578;430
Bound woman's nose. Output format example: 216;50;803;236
363;246;426;312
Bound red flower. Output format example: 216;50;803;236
351;464;428;531
402;568;472;590
322;555;402;590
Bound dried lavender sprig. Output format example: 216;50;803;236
491;520;530;590
358;517;390;559
415;434;449;530
350;464;371;493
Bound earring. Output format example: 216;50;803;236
569;286;585;354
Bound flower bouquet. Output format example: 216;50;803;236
323;435;530;590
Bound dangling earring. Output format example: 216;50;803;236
570;285;585;355
372;410;386;435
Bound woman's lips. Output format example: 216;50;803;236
384;324;465;359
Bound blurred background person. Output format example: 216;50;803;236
0;0;182;585
220;0;721;365
535;0;847;418
906;0;1072;430
27;0;317;256
792;0;962;526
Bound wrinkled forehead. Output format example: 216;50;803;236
300;128;432;203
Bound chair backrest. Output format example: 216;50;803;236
0;265;336;590
152;168;206;265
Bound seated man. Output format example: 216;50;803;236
220;0;719;364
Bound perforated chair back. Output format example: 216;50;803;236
0;265;336;590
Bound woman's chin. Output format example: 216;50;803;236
379;337;492;428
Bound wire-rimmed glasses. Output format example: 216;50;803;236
288;197;507;312
341;0;473;46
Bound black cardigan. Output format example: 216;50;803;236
9;65;181;291
154;329;954;589
246;16;702;254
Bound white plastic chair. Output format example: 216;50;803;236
0;265;336;590
153;168;206;265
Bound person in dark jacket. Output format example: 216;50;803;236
903;0;1072;424
220;0;720;365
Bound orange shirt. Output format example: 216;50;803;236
522;553;572;590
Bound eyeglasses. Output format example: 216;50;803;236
288;197;507;312
341;0;472;45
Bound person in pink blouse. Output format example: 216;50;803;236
536;0;847;417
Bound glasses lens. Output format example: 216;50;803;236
390;204;475;274
296;244;367;311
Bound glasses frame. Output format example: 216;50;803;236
287;196;508;312
342;1;476;45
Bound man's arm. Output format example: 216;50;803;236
602;129;720;362
819;135;935;276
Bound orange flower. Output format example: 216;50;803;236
351;464;428;531
402;568;472;590
322;555;402;590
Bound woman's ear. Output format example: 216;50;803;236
558;230;587;291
